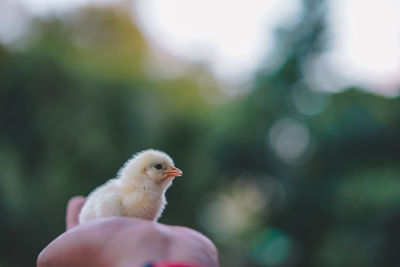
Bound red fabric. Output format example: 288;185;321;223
153;262;203;267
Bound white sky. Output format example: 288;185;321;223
1;0;399;96
322;0;400;95
133;0;301;87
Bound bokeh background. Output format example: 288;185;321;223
1;0;400;266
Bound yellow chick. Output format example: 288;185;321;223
79;149;183;223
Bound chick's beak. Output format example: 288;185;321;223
163;166;183;178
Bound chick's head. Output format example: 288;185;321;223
119;149;183;188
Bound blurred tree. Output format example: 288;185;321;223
199;1;400;266
0;6;216;266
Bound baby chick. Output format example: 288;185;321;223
79;149;183;223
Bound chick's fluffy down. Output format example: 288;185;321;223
79;149;182;224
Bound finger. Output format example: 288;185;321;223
170;226;219;267
171;226;218;252
66;196;86;231
38;219;114;267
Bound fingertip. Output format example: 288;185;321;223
66;196;86;231
68;196;86;206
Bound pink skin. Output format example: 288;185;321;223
37;196;219;267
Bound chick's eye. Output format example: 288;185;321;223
153;163;163;170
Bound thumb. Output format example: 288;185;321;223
66;196;86;231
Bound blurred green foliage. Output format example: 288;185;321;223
1;1;400;267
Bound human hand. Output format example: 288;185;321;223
37;196;219;267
